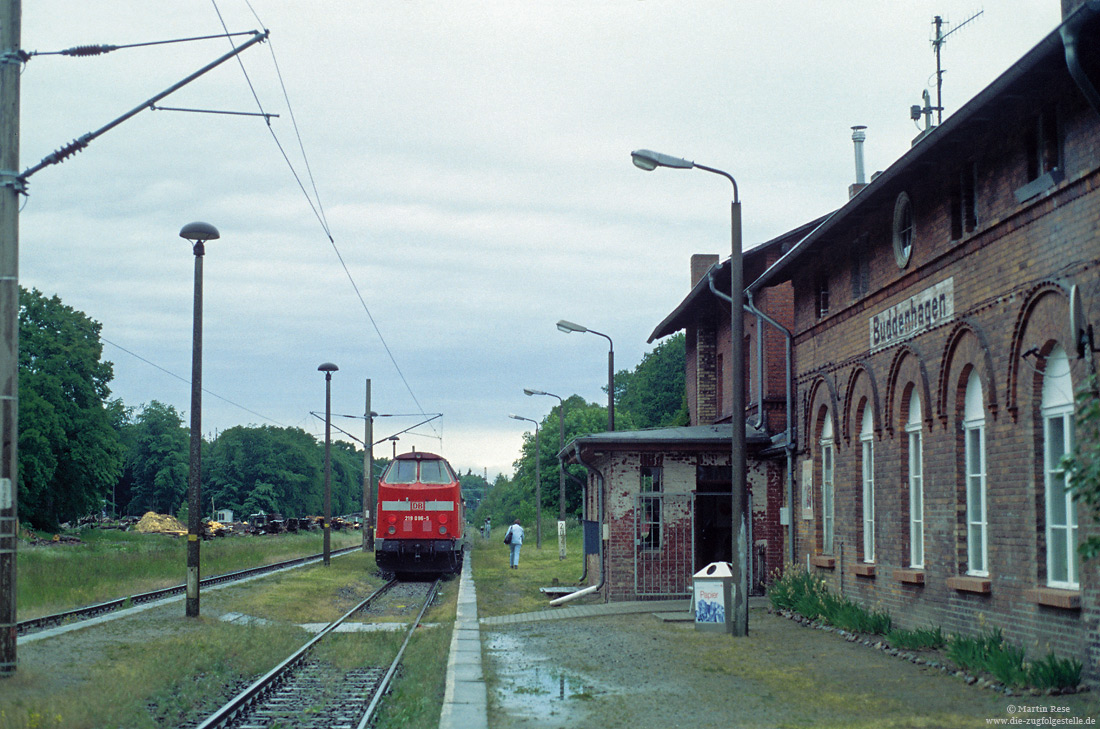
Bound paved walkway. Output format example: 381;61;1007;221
438;557;488;729
438;557;697;728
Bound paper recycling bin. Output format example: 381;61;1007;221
693;562;735;633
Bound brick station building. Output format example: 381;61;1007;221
565;0;1100;683
745;2;1100;684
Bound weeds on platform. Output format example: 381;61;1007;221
768;566;1083;691
886;625;945;651
767;566;890;635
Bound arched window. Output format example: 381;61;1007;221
860;406;875;563
821;411;835;555
1042;345;1077;589
964;371;988;576
906;389;924;568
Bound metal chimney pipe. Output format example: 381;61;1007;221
851;125;867;185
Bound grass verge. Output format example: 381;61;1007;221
17;529;363;619
469;521;589;618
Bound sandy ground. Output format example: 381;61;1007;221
482;606;1100;729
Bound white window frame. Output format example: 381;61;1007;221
964;372;988;577
860;407;875;563
821;412;835;555
1042;346;1077;589
907;389;924;569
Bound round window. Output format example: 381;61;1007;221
892;192;913;268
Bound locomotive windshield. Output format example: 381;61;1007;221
382;457;455;485
385;459;418;484
418;459;455;484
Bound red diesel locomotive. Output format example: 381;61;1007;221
375;450;465;574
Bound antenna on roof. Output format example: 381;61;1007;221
930;10;983;124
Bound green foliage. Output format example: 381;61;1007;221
1027;651;1083;690
459;469;490;513
947;629;1026;687
119;400;188;516
493;336;689;526
766;567;890;634
18;288;123;530
770;569;1081;689
613;333;689;429
886;626;945;651
204;425;364;519
1065;374;1100;560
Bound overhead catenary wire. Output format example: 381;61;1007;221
102;338;289;428
211;0;441;441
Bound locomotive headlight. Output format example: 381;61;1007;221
387;526;396;535
439;525;448;535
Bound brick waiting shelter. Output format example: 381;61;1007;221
562;232;800;602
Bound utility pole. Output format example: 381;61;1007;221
363;379;374;552
0;0;21;677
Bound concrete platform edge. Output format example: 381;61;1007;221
438;556;488;729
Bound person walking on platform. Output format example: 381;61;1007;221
504;519;524;569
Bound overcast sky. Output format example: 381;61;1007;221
18;1;1063;478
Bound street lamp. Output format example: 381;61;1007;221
525;388;568;560
556;320;614;431
632;148;748;637
318;362;338;566
509;414;541;548
179;221;220;618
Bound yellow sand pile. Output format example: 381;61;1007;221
134;511;186;534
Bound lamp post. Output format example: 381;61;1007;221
632;148;748;637
509;414;541;548
525;388;568;560
179;221;220;618
318;362;338;566
556;320;614;431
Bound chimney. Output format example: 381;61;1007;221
848;125;868;199
691;254;720;287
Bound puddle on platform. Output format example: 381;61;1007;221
486;633;602;724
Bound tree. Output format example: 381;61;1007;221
460;469;490;514
18;288;123;530
1066;374;1100;560
119;400;188;516
614;332;689;429
511;395;608;521
204;425;323;518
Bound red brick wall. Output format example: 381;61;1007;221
786;79;1100;683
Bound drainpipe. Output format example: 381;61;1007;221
745;288;797;568
1061;2;1100;116
705;266;765;431
564;468;590;582
550;443;605;606
709;268;799;567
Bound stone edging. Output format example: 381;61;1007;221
767;606;1092;698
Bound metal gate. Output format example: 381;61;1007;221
633;493;693;597
633;492;760;598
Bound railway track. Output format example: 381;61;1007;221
17;545;361;636
194;578;441;729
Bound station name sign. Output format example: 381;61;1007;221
870;277;954;352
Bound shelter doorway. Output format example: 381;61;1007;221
694;463;733;572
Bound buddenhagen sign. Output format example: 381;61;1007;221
869;277;954;353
